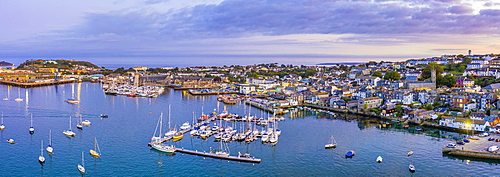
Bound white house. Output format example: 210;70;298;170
439;116;489;131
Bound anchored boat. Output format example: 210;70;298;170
325;135;337;148
90;137;102;158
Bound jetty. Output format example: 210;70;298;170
442;135;500;160
245;100;288;115
0;79;76;88
174;147;262;163
188;88;238;95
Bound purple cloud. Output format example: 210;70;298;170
480;9;500;16
68;0;500;40
448;5;473;14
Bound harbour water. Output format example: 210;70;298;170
0;82;499;176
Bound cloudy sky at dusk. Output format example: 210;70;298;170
1;0;500;67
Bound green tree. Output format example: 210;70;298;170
461;57;472;65
425;104;434;110
441;74;457;87
395;105;403;117
384;71;401;80
372;71;383;78
421;63;444;80
113;67;126;75
248;73;259;78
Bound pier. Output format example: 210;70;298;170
245;100;288;115
174;147;262;163
0;79;76;88
442;135;500;160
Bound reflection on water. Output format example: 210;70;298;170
442;153;500;165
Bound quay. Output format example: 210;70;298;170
442;135;500;160
174;147;262;163
188;89;238;95
0;79;76;88
245;100;288;115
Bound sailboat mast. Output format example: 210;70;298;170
49;130;52;145
40;140;43;155
69;116;72;130
82;151;85;167
159;113;163;136
168;104;171;130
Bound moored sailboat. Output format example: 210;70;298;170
66;84;80;104
63;116;76;137
78;151;86;174
46;130;54;154
210;141;230;156
29;114;35;134
38;140;45;164
150;112;176;153
77;114;83;130
325;135;337;148
409;153;416;172
90;137;101;158
0;112;5;130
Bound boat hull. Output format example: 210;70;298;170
325;144;337;148
151;144;176;153
63;130;76;137
90;150;100;158
78;165;85;174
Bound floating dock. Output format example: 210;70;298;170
174;147;262;163
245;100;288;115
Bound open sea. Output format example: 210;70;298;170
0;82;499;176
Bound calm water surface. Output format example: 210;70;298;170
0;83;498;176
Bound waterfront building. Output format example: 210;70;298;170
359;97;383;110
405;81;436;90
439;116;489;131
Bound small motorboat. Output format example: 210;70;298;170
407;151;414;156
415;127;423;131
238;152;254;158
409;164;416;172
6;138;15;144
403;124;410;128
376;156;383;163
345;150;355;157
82;120;91;126
488;137;495;141
100;114;108;118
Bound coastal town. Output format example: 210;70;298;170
2;52;500;160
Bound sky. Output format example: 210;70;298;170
1;0;500;68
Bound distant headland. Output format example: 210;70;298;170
316;62;363;66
